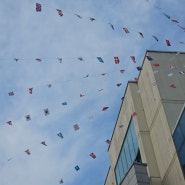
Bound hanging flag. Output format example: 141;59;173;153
36;58;42;62
56;9;63;17
36;3;41;12
78;57;83;61
116;83;122;87
6;121;12;126
89;17;95;21
59;178;64;184
179;71;185;75
169;84;176;88
25;115;31;121
8;91;14;96
153;63;160;67
44;108;49;116
152;35;159;42
90;153;96;159
108;23;114;30
97;57;104;63
166;40;171;46
134;78;139;82
114;57;120;64
62;102;67;105
138;32;144;38
102;107;109;111
73;124;79;131
123;28;129;33
120;69;125;73
58;58;62;63
41;141;47;146
80;94;85;97
25;149;31;155
75;14;82;19
146;56;153;61
163;13;170;19
57;132;64;139
29;88;33;94
130;56;136;63
132;112;137;117
136;66;142;71
105;139;111;145
171;19;179;23
75;165;80;171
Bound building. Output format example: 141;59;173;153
104;50;185;185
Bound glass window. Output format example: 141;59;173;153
173;107;185;176
115;118;140;185
173;125;184;151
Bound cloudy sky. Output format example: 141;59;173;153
0;0;185;185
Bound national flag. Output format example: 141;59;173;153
74;165;80;171
8;91;14;96
25;149;31;155
152;35;159;42
114;57;120;64
97;57;104;63
146;56;153;61
90;153;96;159
73;124;79;131
25;115;31;121
153;63;160;67
138;32;144;38
36;58;42;62
7;121;12;126
169;84;176;88
56;9;63;17
29;88;33;94
123;28;129;33
102;107;109;111
166;40;171;46
36;3;41;12
106;139;111;145
130;56;136;63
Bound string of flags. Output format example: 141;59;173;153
34;2;185;47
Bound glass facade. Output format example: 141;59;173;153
173;108;185;176
115;118;141;185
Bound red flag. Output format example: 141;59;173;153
134;78;139;82
132;112;137;117
102;107;109;111
90;153;96;159
73;124;79;131
114;57;120;64
29;88;33;94
153;63;160;67
123;28;129;33
171;20;179;23
166;40;171;46
56;9;63;17
169;84;176;88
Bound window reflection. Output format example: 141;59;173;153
115;119;141;185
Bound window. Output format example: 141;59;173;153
173;107;185;176
115;119;141;185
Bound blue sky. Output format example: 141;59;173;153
0;0;185;185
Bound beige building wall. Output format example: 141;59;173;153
104;51;185;185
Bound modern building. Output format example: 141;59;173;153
104;50;185;185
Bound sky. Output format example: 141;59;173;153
0;0;185;185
